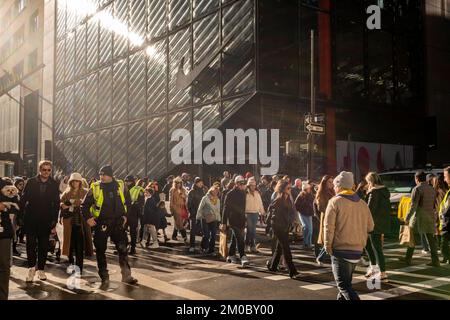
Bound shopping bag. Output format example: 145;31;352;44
399;225;414;247
219;228;229;259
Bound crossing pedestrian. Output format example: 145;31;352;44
60;173;93;275
266;179;300;279
222;175;249;266
245;177;265;253
291;178;302;202
13;177;25;248
363;172;391;281
400;170;440;267
187;177;206;253
197;185;221;255
169;177;188;243
324;171;374;300
125;175;145;255
142;187;160;249
81;165;138;286
162;175;174;202
439;166;450;264
295;182;315;249
221;171;231;192
0;179;13;300
20;160;60;282
314;175;334;265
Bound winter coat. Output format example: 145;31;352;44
81;180;131;224
405;182;437;234
324;192;374;253
159;207;169;229
20;175;60;234
169;187;187;230
60;188;93;257
187;186;206;219
222;188;246;229
245;190;265;214
366;185;391;234
295;191;315;217
315;189;334;245
143;196;160;226
196;193;221;222
291;187;301;204
270;195;296;231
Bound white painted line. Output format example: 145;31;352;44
264;275;290;281
301;283;335;291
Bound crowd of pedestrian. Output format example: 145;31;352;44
1;162;449;301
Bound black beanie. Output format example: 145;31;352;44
99;165;114;177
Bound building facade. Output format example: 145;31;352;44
47;0;450;181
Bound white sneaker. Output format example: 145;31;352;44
421;250;430;255
37;270;47;281
188;247;195;253
241;255;250;267
360;257;370;267
26;268;36;283
150;243;159;249
226;255;237;263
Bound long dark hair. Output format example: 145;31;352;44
316;175;334;201
275;180;290;200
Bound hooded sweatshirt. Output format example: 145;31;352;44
324;190;374;261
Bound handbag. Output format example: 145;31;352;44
399;225;415;247
219;228;229;259
180;205;189;220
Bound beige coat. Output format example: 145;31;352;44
169;187;187;230
60;189;93;257
324;195;374;253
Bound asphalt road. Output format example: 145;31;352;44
8;221;450;300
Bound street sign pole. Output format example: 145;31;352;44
307;29;315;181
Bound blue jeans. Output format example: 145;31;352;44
299;214;313;247
245;213;259;247
331;256;360;300
229;227;245;258
201;220;217;253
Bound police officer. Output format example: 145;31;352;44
124;175;144;255
82;165;138;286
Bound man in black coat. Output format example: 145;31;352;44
20;161;60;283
0;179;12;300
222;175;249;267
124;175;144;255
81;165;137;286
187;177;205;253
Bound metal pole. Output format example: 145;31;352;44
307;29;315;181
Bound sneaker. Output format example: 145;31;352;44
188;247;195;253
250;246;258;254
240;255;250;267
266;260;276;272
365;266;377;278
421;250;430;255
122;276;138;285
290;271;301;279
316;257;324;267
26;268;36;283
226;255;237;264
37;270;47;281
150;243;159;249
360;256;370;267
245;245;251;253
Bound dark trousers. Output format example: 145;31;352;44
93;223;131;281
331;256;359;300
25;230;50;270
441;233;450;260
69;225;84;274
189;218;198;248
229;227;245;258
406;233;439;264
201;221;217;253
365;233;386;272
0;239;11;300
268;226;297;276
172;228;187;239
128;217;138;249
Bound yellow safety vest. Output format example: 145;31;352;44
438;189;450;231
129;186;144;204
90;180;127;218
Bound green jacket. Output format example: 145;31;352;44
406;182;437;234
366;186;391;234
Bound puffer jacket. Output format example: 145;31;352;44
366;185;391;234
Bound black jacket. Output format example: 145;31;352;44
222;188;246;229
20;175;60;231
142;196;160;226
271;196;294;231
187;186;205;219
366;186;391;234
81;180;131;223
128;184;145;221
0;211;13;239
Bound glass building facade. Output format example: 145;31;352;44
53;0;427;180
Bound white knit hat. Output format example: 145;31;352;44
234;175;245;184
333;171;354;190
68;172;83;183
